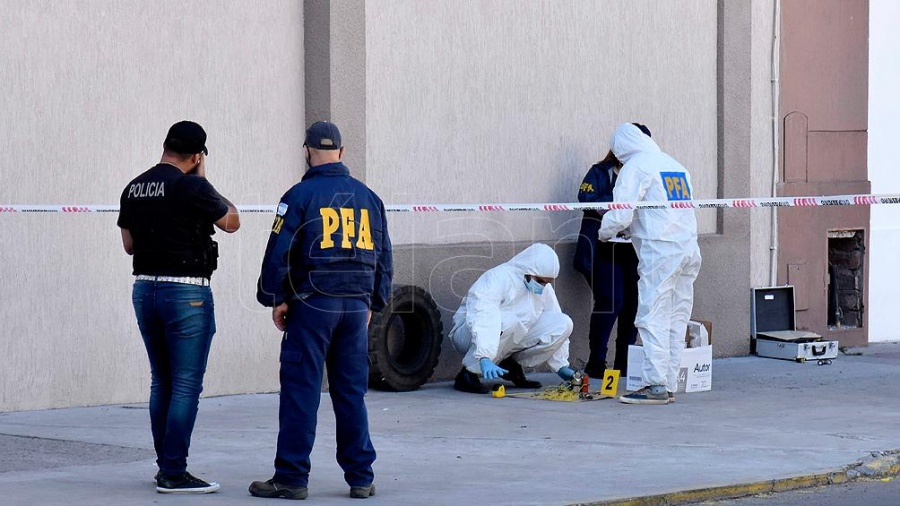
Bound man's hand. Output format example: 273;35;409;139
273;302;288;331
367;310;373;327
193;153;207;178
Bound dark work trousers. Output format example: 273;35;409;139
274;295;375;488
582;241;640;376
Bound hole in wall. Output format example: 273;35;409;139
828;230;864;329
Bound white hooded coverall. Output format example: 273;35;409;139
598;124;702;392
449;243;574;375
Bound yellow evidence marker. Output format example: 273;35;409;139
600;369;620;397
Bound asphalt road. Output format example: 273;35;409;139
698;478;900;506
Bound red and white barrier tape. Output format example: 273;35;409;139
0;194;896;214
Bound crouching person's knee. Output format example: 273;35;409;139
551;313;574;342
561;314;574;338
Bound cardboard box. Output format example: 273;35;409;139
626;343;712;393
686;319;712;347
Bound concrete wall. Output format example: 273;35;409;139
704;0;779;356
364;0;721;373
777;0;870;346
0;0;304;411
362;0;778;367
748;1;779;292
691;0;776;359
1;0;787;410
367;0;718;247
868;0;900;342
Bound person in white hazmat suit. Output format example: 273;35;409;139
449;243;577;394
598;123;702;405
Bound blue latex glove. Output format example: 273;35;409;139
557;366;576;381
480;358;508;380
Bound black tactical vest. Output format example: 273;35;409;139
119;164;218;278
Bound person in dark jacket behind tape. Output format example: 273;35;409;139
251;121;392;500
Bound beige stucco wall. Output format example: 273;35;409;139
0;1;304;411
367;0;718;246
363;1;777;362
0;0;783;411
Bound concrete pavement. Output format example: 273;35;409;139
1;343;899;506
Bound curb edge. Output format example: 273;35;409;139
570;452;900;506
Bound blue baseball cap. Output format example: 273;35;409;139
304;121;342;150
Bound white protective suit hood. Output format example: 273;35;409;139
598;123;698;243
610;123;661;165
503;243;560;279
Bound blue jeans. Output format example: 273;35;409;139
274;295;375;488
132;280;215;476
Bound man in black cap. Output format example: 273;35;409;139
251;121;392;500
118;120;240;494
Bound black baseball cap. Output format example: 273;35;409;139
304;121;342;150
164;121;208;155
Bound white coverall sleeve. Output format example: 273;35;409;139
544;286;570;371
543;284;562;313
465;270;507;362
548;340;570;373
598;166;648;241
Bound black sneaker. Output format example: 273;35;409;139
454;367;489;394
249;478;309;500
350;483;376;499
498;358;542;389
156;472;220;494
583;362;607;379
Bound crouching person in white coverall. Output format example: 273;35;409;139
599;123;702;405
449;243;576;394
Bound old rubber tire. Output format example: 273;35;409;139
368;285;443;392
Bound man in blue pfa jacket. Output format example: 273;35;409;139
251;121;392;500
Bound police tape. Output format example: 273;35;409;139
0;194;895;214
